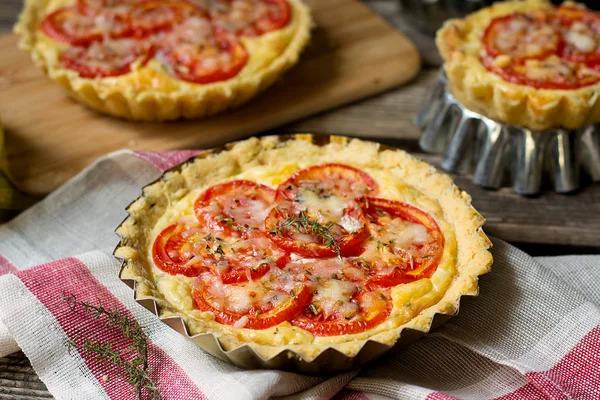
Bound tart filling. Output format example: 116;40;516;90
436;0;600;130
115;136;492;360
15;0;311;120
480;5;600;90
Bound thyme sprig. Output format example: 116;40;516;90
271;210;341;258
62;293;160;400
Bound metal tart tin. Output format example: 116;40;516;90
114;134;483;374
416;72;600;195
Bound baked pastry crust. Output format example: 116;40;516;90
436;0;600;131
15;0;312;121
114;135;492;361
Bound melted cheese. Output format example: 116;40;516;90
229;198;272;229
492;13;558;58
375;219;431;247
312;279;358;319
565;22;597;54
297;190;347;220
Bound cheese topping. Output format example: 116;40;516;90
565;22;598;53
481;5;600;89
311;279;359;319
491;13;559;58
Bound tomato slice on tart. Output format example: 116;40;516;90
482;54;600;90
159;19;249;84
555;7;600;66
77;0;141;17
265;201;369;258
290;286;391;336
555;5;596;26
152;222;207;277
194;180;275;237
130;1;204;38
357;197;444;288
276;163;378;203
193;273;310;329
482;12;561;61
61;38;153;78
192;234;289;284
210;0;291;37
266;164;375;257
42;7;132;46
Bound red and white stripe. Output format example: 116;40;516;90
133;150;203;172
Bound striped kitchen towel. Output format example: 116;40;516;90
0;149;598;400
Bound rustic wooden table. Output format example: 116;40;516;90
0;0;598;398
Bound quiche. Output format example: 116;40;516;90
115;135;492;361
437;0;600;131
15;0;311;121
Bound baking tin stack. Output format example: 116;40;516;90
416;73;600;195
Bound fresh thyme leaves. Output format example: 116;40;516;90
353;257;371;270
73;338;159;400
270;210;341;258
214;244;225;256
62;293;160;400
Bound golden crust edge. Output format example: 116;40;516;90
14;0;312;121
435;0;600;131
114;135;493;362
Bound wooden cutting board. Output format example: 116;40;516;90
0;0;420;196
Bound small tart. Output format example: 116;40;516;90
15;0;311;121
115;135;492;361
437;0;600;131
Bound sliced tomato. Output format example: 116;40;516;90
481;55;600;90
265;202;369;258
555;7;600;66
42;7;132;46
77;0;141;17
159;21;249;84
555;5;595;26
193;278;310;329
290;289;391;336
130;1;204;37
266;164;375;257
194;180;275;237
358;197;444;288
276;163;378;202
60;38;153;78
482;13;561;61
210;0;291;37
152;222;207;277
194;234;289;284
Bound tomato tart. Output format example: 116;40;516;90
437;0;600;131
15;0;311;121
115;135;492;362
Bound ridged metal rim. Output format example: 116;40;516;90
113;134;485;374
416;71;600;195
